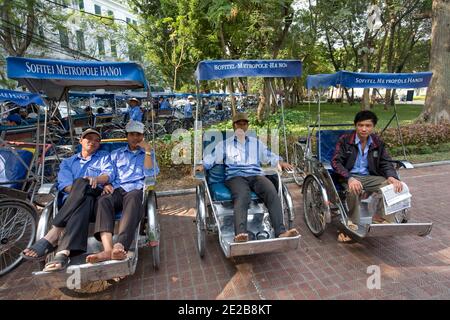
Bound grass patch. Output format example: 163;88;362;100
407;151;450;163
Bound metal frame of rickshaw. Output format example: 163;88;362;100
293;70;433;240
6;57;161;292
0;89;54;276
193;60;301;258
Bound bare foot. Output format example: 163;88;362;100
278;228;300;238
86;251;112;264
234;233;249;243
337;232;353;243
111;243;127;260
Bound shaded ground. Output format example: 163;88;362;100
1;164;449;300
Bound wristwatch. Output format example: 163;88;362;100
145;151;152;156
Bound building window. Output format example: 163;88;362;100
107;10;114;18
97;37;105;56
78;0;84;10
59;27;69;48
110;40;117;58
76;30;85;51
94;4;101;15
132;20;137;26
126;17;131;24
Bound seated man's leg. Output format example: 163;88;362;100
25;178;96;260
250;176;287;237
52;178;92;228
250;175;284;235
56;191;99;254
44;192;100;271
87;189;124;263
225;176;252;241
358;175;393;222
343;179;361;225
112;189;144;260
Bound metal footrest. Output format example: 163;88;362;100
31;252;136;288
364;222;432;237
226;235;301;258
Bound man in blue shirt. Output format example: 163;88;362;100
3;113;22;126
86;120;159;263
196;113;299;243
22;129;114;271
331;110;403;233
128;97;143;122
159;97;172;110
183;95;195;129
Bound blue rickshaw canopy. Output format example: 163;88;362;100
306;70;432;89
6;57;148;100
195;60;302;81
0;89;45;106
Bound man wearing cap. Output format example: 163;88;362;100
128;97;143;122
196;113;299;243
22;129;114;271
3;113;22;126
183;95;195;129
86;120;159;263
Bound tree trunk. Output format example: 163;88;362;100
228;78;237;117
1;0;36;56
422;0;450;123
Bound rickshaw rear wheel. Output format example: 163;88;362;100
0;199;37;276
303;175;328;237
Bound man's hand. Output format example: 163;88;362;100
195;165;204;172
102;184;114;195
84;176;98;189
64;185;72;193
278;161;294;172
387;177;403;193
137;140;151;152
348;177;363;195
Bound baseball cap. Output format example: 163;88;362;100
128;97;140;103
232;113;249;123
187;95;194;99
125;120;145;134
80;128;101;140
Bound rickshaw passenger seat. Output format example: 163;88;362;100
206;164;259;201
316;129;353;191
316;129;353;164
0;148;33;189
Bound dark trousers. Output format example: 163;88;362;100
224;175;286;237
53;178;102;254
94;188;144;251
183;117;194;129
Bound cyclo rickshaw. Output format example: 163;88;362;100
293;70;433;239
194;60;301;258
6;57;161;292
0;89;53;276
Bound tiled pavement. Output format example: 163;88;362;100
1;165;449;300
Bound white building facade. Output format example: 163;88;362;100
36;0;139;61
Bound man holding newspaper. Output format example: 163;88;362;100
331;110;406;231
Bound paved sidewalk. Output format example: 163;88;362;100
1;165;449;300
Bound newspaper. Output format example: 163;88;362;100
380;182;412;215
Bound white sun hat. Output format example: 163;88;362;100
125;120;145;134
